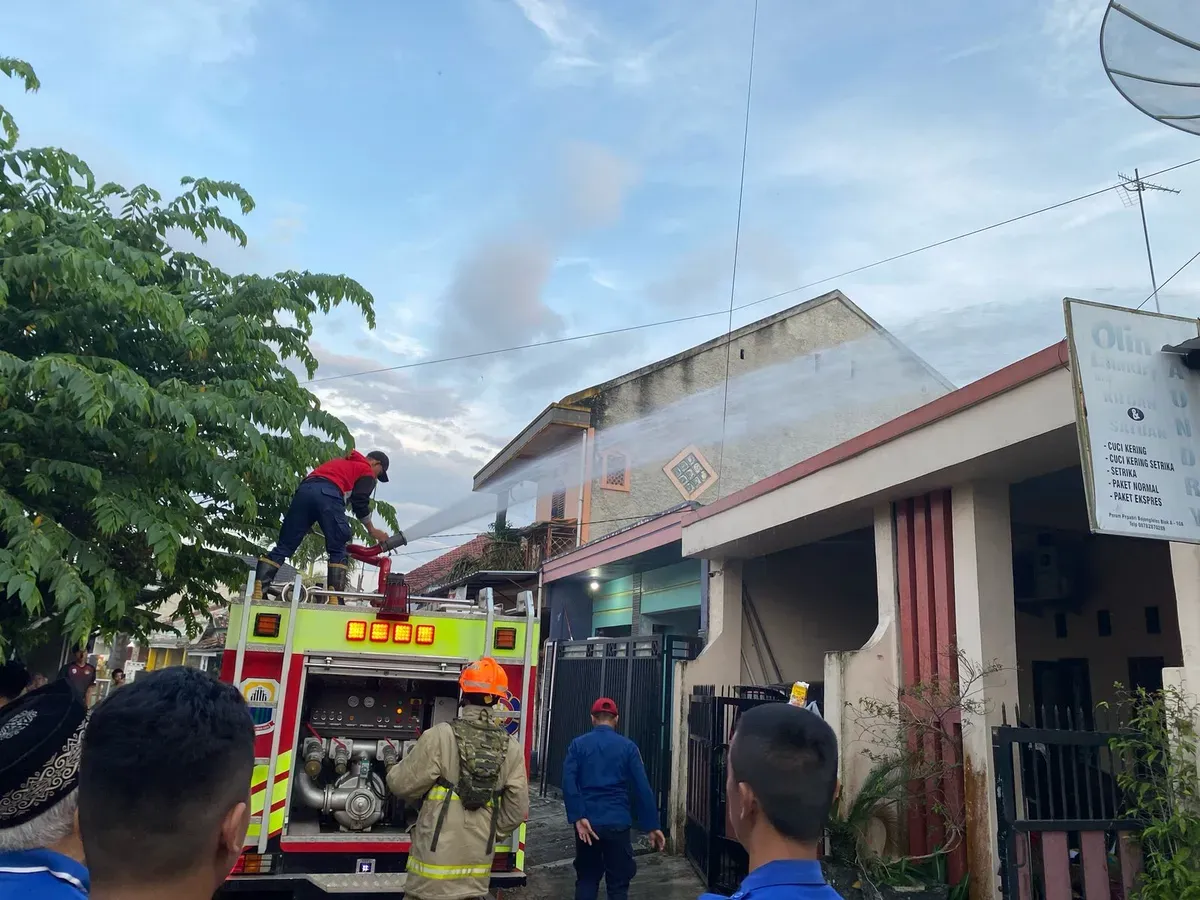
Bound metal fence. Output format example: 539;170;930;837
538;634;701;830
684;685;791;895
993;705;1143;900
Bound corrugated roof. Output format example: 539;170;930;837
403;536;491;593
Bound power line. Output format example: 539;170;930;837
716;0;759;501
729;155;1200;315
1136;246;1200;310
303;155;1200;387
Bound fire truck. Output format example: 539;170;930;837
217;536;538;897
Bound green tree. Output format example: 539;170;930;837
0;58;395;657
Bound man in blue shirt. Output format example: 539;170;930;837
0;679;89;900
701;702;843;900
563;697;666;900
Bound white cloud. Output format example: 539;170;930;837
101;0;261;67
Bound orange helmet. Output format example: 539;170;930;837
459;657;508;697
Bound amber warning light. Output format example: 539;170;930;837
253;613;281;638
346;621;368;642
415;624;435;645
493;627;517;650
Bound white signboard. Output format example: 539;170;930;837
1065;299;1200;543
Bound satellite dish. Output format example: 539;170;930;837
1101;2;1200;136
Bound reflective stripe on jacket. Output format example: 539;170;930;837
385;705;529;900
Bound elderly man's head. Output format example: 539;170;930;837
0;679;87;856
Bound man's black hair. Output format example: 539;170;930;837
79;667;255;884
728;702;838;843
463;692;496;707
0;660;29;699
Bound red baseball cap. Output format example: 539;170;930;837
591;697;618;716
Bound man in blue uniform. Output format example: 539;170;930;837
701;702;843;900
0;679;89;900
562;697;666;900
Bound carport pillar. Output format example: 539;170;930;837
668;557;744;849
1168;542;1200;692
952;482;1018;900
704;557;744;677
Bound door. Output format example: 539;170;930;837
1128;656;1165;693
1032;658;1093;727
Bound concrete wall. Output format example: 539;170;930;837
1015;535;1183;713
742;534;878;684
587;299;948;542
823;505;901;824
1168;542;1200;697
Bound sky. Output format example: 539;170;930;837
6;0;1200;567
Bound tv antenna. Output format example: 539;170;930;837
1118;169;1180;313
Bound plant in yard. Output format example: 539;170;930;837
1107;685;1200;900
0;58;394;657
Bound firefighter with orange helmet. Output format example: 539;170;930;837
386;657;529;900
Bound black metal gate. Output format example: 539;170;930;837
993;708;1141;900
538;635;700;830
684;685;787;895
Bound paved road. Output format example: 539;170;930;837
506;793;704;900
512;852;705;900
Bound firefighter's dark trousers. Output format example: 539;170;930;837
574;827;636;900
267;479;352;566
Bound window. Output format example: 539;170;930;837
663;445;718;501
1053;612;1068;639
601;450;631;493
1145;605;1162;635
1097;609;1112;637
550;484;567;520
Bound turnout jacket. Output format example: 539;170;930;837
386;705;529;900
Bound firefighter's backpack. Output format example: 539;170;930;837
449;717;507;811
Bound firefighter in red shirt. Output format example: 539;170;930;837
253;450;391;602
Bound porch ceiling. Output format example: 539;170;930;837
549;541;685;586
682;344;1079;560
473;404;591;492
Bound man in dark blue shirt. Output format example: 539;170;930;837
563;697;665;900
701;702;843;900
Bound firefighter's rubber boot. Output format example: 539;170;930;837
252;558;280;601
326;562;347;606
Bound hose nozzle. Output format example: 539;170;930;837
377;531;408;552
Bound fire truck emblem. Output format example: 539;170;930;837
240;678;280;736
493;690;521;736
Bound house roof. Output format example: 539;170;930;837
472;290;953;491
189;631;227;653
561;290;953;402
403;535;491;594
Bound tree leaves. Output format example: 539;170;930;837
0;59;378;658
